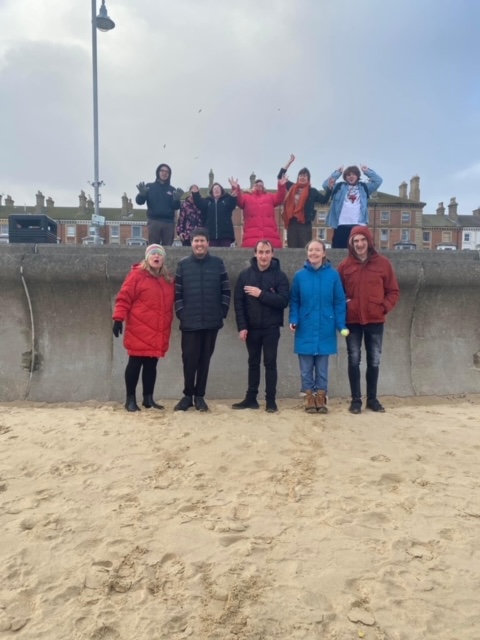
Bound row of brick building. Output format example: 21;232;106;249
1;173;479;249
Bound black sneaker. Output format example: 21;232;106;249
232;398;260;410
194;396;209;412
349;399;362;414
366;399;385;413
265;400;278;413
174;396;193;412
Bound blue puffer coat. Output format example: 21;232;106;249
289;260;346;356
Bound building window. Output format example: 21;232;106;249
110;225;120;239
131;226;142;239
442;231;452;243
318;211;326;222
464;232;470;242
317;228;326;240
380;211;390;223
401;211;411;224
66;225;76;237
401;229;410;242
423;231;431;243
0;224;8;237
380;229;389;243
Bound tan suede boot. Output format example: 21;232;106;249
315;390;328;414
305;390;317;413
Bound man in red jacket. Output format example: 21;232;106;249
338;226;399;414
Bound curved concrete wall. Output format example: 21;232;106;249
1;245;479;402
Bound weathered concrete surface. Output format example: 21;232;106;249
1;245;479;402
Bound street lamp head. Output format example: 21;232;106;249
96;0;115;32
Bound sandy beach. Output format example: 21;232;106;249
1;395;480;639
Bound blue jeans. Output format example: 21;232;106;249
346;323;384;401
298;355;329;393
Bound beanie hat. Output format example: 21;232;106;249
145;244;166;259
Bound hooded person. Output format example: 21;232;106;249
337;226;400;414
112;244;175;412
278;154;333;248
136;163;182;246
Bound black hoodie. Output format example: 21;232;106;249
135;163;180;221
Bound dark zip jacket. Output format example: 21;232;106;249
192;191;237;241
136;163;180;222
234;257;290;331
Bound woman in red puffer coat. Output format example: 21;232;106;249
229;174;288;248
112;244;174;412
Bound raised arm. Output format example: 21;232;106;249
191;188;208;214
322;167;343;190
360;166;383;194
272;175;288;207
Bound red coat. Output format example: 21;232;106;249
236;183;286;248
113;264;175;357
337;226;399;325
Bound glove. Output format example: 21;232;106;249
136;182;149;196
172;187;184;202
112;320;123;337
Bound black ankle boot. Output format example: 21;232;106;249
142;394;164;410
125;395;140;412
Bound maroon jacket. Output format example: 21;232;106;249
113;264;174;357
337;226;399;325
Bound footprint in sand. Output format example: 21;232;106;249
146;553;186;603
370;454;391;463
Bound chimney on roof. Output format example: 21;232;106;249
121;192;129;216
86;195;94;212
409;175;420;202
448;197;458;221
250;171;256;188
473;206;480;217
399;181;408;199
436;202;445;216
208;169;214;189
46;196;54;211
35;190;45;213
128;198;133;213
5;195;14;208
79;191;87;215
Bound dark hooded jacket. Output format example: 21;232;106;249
234;257;289;331
136;163;180;222
192;187;237;241
337;226;400;325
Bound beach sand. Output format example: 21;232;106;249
1;394;480;639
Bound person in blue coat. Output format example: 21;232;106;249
289;239;348;413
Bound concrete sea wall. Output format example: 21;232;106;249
1;245;479;402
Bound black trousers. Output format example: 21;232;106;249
245;327;280;401
181;329;218;398
332;224;358;249
287;219;312;249
125;356;159;396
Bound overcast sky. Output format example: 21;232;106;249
1;0;479;214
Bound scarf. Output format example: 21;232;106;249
282;183;310;227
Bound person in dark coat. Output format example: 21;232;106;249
136;163;182;246
278;154;333;248
191;183;237;247
112;244;175;412
174;228;231;412
233;240;289;413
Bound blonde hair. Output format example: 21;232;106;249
141;258;173;283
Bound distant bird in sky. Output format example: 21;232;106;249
198;109;202;113
163;143;166;148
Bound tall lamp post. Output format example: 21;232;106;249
90;0;115;244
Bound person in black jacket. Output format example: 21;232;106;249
174;228;230;412
191;183;236;247
278;154;334;249
232;240;289;413
136;163;182;246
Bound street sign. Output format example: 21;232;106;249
91;214;106;225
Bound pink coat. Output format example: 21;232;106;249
236;183;286;248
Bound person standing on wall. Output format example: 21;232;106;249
136;163;183;246
191;183;237;247
289;240;347;413
278;154;333;249
176;185;204;246
112;244;175;412
232;240;290;413
323;164;383;248
337;226;399;414
174;228;231;412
